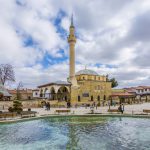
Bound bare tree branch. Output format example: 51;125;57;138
0;64;15;85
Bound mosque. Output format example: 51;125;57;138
38;16;112;106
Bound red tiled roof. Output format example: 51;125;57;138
138;86;150;89
124;86;150;90
32;89;39;91
8;89;32;94
135;87;144;90
111;92;135;97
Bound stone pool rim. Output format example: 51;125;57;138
0;114;150;124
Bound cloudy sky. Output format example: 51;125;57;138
0;0;150;88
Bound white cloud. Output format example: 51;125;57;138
0;0;150;88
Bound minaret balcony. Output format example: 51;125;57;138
68;37;76;43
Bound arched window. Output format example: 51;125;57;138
104;95;106;100
91;95;93;101
98;95;100;101
78;96;81;102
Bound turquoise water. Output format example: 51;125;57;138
0;116;150;150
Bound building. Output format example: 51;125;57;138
71;69;112;106
111;89;136;105
37;16;112;106
32;89;40;99
8;89;33;100
38;81;71;101
124;86;150;102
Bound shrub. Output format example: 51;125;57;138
8;107;14;112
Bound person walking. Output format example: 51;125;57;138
47;102;50;110
121;104;124;114
108;101;111;111
96;104;98;110
118;104;121;113
45;102;48;111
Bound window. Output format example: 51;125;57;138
91;95;93;101
104;95;106;100
98;96;100;101
82;93;89;97
78;96;81;102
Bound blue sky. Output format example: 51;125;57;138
0;0;150;88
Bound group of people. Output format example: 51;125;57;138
45;102;50;110
43;101;125;114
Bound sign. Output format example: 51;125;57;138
82;93;89;97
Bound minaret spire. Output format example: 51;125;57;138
71;14;74;27
68;14;77;86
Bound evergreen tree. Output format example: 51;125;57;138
106;74;118;88
13;100;23;114
109;78;118;88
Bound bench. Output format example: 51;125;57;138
55;109;71;114
108;109;120;113
143;109;150;113
20;111;37;118
0;112;17;119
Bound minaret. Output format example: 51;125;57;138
68;15;77;86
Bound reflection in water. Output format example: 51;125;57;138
0;117;150;150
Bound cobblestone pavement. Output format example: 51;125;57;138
31;102;150;116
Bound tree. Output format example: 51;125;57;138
106;75;118;88
16;82;23;100
109;78;118;88
13;100;23;114
11;82;23;114
0;64;15;85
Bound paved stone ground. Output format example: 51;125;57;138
30;102;150;116
0;103;150;123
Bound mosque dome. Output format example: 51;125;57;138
76;69;99;76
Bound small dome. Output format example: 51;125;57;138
76;69;99;76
